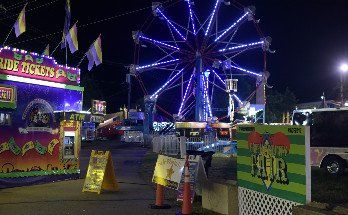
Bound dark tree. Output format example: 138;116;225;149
266;87;298;123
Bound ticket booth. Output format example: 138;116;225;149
0;46;84;188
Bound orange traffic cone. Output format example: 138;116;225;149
177;158;193;215
150;183;171;209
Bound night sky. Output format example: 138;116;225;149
0;0;348;113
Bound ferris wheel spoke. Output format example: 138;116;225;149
221;26;240;50
178;72;194;115
139;35;180;51
186;0;196;35
229;64;262;77
205;0;221;36
192;9;207;35
221;49;247;63
218;40;264;53
233;94;244;106
156;8;187;41
208;79;226;92
181;98;195;118
135;59;179;72
150;68;184;99
214;10;251;42
163;79;189;92
206;25;240;52
153;67;182;72
210;69;225;86
155;45;178;60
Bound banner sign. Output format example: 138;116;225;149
236;124;311;204
56;112;89;122
91;100;106;115
0;47;80;86
0;84;16;109
82;150;118;194
152;155;185;190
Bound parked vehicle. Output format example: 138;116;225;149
292;108;348;175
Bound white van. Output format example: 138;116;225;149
292;108;348;175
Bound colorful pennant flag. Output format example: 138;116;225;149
86;49;94;71
61;0;71;48
66;22;78;53
86;35;102;71
43;44;50;56
14;4;26;37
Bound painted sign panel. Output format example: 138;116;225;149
0;80;82;178
236;124;311;204
82;150;118;194
0;47;80;86
0;84;16;109
152;155;185;190
91;100;106;115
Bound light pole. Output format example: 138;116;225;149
339;63;348;107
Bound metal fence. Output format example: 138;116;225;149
152;134;237;156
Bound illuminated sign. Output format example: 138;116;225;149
0;47;80;86
153;121;174;131
92;100;106;115
175;121;206;129
0;84;16;109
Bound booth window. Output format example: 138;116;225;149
0;113;12;126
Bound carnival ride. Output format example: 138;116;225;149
131;0;272;125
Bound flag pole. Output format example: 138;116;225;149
2;27;13;46
65;38;68;66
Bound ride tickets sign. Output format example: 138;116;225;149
0;84;16;109
0;47;80;86
236;124;311;204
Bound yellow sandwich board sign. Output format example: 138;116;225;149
82;150;118;194
152;155;185;190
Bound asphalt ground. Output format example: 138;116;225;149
0;140;180;215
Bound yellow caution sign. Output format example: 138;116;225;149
82;150;118;194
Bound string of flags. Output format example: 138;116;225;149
9;0;103;71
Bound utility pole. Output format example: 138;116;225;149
339;63;348;107
340;72;344;107
126;74;131;113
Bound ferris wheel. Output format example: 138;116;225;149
131;0;272;122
